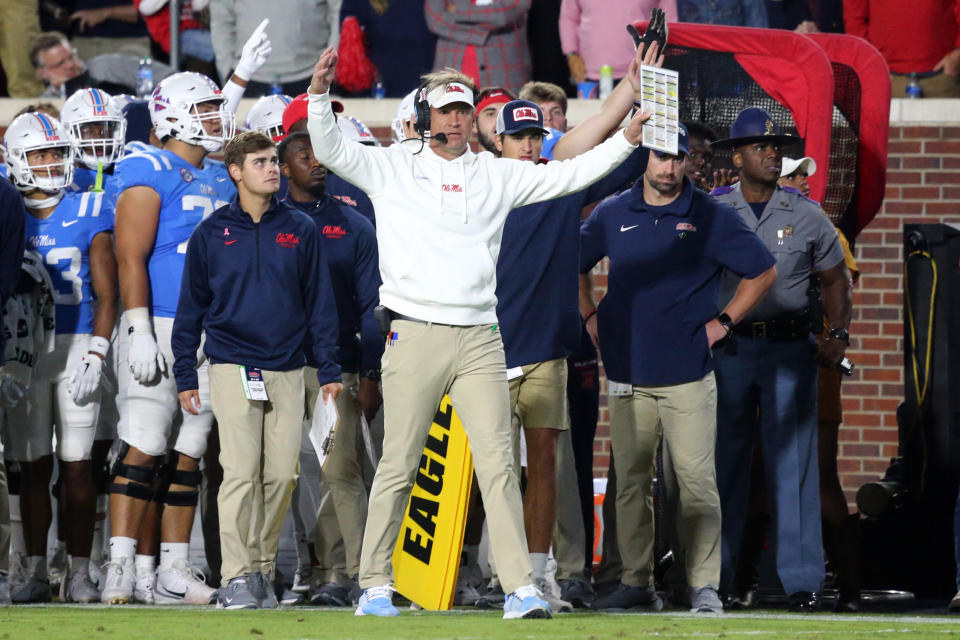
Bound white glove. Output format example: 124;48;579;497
234;18;272;81
126;308;165;384
0;375;26;409
69;336;110;406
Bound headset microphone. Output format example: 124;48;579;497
433;133;447;144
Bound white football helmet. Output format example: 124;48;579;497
149;72;236;153
245;94;292;141
338;115;380;147
108;93;136;113
61;88;128;170
3;112;74;192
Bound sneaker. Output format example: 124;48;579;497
310;582;349;606
454;571;482;606
591;583;663;612
690;586;723;613
217;577;259;610
291;567;312;595
503;584;552;619
11;575;53;603
155;560;217;605
280;588;304;606
63;571;101;603
559;577;594;608
249;572;278;609
476;581;506;609
134;566;156;604
354;585;399;617
0;573;10;605
101;558;136;604
535;577;572;613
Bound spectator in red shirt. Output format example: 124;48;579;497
844;0;960;97
425;0;533;93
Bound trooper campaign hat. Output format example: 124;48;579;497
712;107;799;149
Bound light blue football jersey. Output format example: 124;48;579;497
25;191;114;335
113;148;235;318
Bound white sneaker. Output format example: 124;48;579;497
64;570;101;603
89;561;105;591
100;558;136;604
155;559;216;605
134;566;156;604
535;577;573;613
291;567;312;594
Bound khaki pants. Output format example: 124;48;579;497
210;364;305;585
0;0;43;97
553;428;586;580
609;372;721;590
359;320;533;594
304;369;367;582
891;71;960;98
72;36;150;61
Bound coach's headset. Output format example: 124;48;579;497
409;82;448;152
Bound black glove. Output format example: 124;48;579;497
627;9;669;59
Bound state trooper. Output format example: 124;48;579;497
710;107;852;613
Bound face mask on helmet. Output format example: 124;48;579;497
3;112;75;193
246;94;291;142
150;72;236;153
61;88;128;170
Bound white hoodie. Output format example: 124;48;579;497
307;91;638;325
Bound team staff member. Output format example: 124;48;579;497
580;124;776;613
307;46;649;619
711;107;851;613
172;131;342;610
492;95;648;611
278;131;382;604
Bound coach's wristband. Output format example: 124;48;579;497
88;336;111;358
124;307;152;335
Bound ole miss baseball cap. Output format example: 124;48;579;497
427;82;475;110
495;100;549;136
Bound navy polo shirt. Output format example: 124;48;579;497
579;178;775;386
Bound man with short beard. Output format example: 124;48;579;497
580;123;777;613
473;87;515;153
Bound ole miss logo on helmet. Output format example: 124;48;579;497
512;107;539;122
276;232;300;248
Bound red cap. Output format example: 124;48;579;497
475;87;515;112
280;93;344;139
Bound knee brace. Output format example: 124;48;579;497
108;440;157;501
156;452;202;508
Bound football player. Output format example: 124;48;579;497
102;71;236;606
60;88;127;194
2;112;119;603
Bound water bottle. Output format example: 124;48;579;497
136;57;154;99
906;73;923;99
599;64;614;100
269;74;283;96
373;77;386;100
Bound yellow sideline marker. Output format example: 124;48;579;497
392;396;475;610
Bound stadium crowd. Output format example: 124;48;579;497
0;0;958;621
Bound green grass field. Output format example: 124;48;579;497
3;607;960;640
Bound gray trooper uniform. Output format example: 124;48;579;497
712;182;844;597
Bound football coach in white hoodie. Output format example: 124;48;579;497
307;47;649;619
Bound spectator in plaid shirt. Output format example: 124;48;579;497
425;0;532;93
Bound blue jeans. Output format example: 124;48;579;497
714;335;825;595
